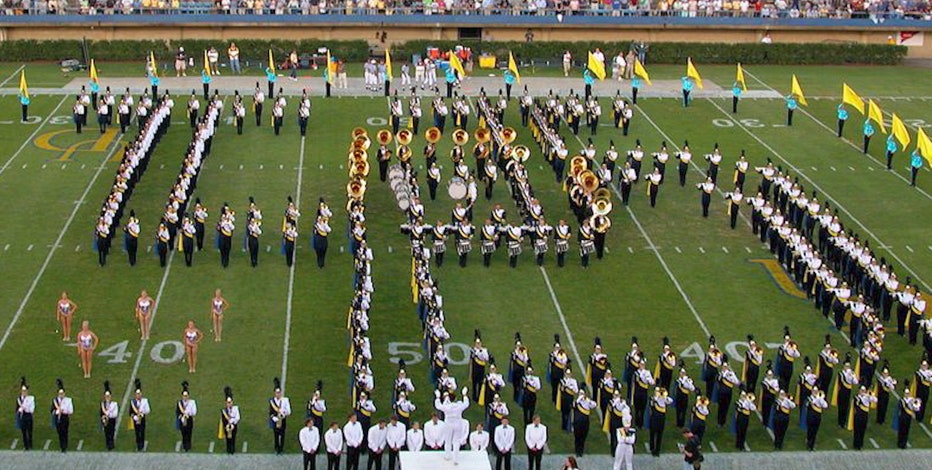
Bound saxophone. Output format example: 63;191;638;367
101;402;109;427
225;422;235;437
275;410;284;429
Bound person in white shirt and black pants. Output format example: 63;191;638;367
385;415;406;470
344;414;363;470
494;416;514;470
300;418;321;470
524;415;547;470
324;421;343;470
367;419;387;470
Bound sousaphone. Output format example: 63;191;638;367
351;135;371;152
570;155;588;178
350;159;370;178
376;129;394;146
347;177;367;200
512;145;531;163
593;197;613;217
452;129;469;146
474;127;491;144
424;126;442;144
579;170;599;193
501;127;517;144
396;129;413;146
351;127;368;140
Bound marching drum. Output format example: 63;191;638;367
448;177;468;199
534;239;548;255
507;241;523;257
481;241;496;255
580;240;595;256
456;240;472;255
555;239;569;254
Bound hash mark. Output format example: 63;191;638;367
848;166;856;171
160;164;164;169
41;164;46;169
208;441;215;453
745;247;752;253
242;441;248;453
869;438;880;449
675;246;682;253
830;166;837;171
43;439;51;450
239;164;244;170
21;164;26;169
259;164;264;170
837;439;847;449
708;441;718;452
698;247;705;254
26;244;33;251
722;246;729;254
10;438;17;449
627;246;634;254
76;439;83;451
175;441;181;452
906;245;914;252
219;164;224;170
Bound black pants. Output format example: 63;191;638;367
248;236;259;267
274;117;283;135
701;193;711;217
284;240;295;266
805;411;821;450
897;413;911;449
863;135;871;154
183;237;194;266
346;446;361;470
268;82;275;100
104;420;116;450
648;413;665;456
134;420;146;451
237;117;243;134
773;413;788;449
838;119;845;137
649;185;658;207
203;83;210;101
300;117;308;136
527;449;542;470
21;104;28;122
20;414;33;450
274;422;287;453
678;163;688;186
304;451;318;470
189;110;198;128
717;390;732;426
226;428;237;454
387;448;400;470
195;222;205;250
735;413;749;450
98;236;109;266
573;417;589;456
732;96;738;113
256;104;264;126
446;82;453;98
682;89;690;107
327;452;341;470
787;109;794;126
495;450;511;470
219;235;231;267
315;237;328;268
157;241;168;267
56;417;69;452
180;421;193;451
852;410;868;450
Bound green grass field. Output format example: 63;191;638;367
0;61;930;457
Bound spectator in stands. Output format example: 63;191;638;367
761;32;773;43
228;42;241;74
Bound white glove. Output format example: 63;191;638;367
462;387;469;398
434;389;441;399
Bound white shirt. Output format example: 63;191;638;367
423;420;446;448
494;424;515;453
406;428;424;451
435;397;469;422
300;425;321;453
343;421;363;448
325;427;344;454
17;395;35;414
367;425;388;452
386;422;407;449
53;397;74;416
524;423;547;450
469;429;490;451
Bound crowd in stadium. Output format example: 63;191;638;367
3;0;931;19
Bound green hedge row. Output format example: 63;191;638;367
394;40;907;65
0;39;371;63
0;39;906;66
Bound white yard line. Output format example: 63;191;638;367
705;97;932;293
280;135;306;391
742;70;932;199
538;267;587;379
0;65;25;88
0;95;69;178
0;134;121;352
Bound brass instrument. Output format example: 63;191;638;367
579;170;599;193
474;127;491;144
591;215;612;234
376;129;394;146
593;198;613;217
502;127;517;144
347;178;367;200
350;159;370;178
180;413;188;427
512;145;531;163
225;422;235;438
351;127;368;140
569;156;588;178
101;413;109;427
452;129;469;146
424;126;442;144
351;135;371;152
348;148;368;166
396;129;413;146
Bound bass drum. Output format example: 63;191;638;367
387;164;405;182
397;195;411;212
448;177;467;200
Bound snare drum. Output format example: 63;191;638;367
580;240;595;256
556;239;569;254
457;240;472;255
481;241;496;255
387;165;405;181
534;239;548;255
433;240;446;254
448;177;468;199
508;241;522;257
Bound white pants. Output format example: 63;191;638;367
444;418;466;462
613;444;633;470
401;73;411;85
426;73;437;87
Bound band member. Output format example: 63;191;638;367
557;368;579;432
56;292;77;341
578;221;595;268
675;142;692;187
816;336;838;393
833;356;858;428
733;390;756;451
98;380;118;451
632;359;655;428
253;83;265;126
267;378;292;454
804;388;829;451
174;382;197;452
655;339;677;391
325;420;344;470
183;320;204;374
187;92;199;128
205;288;227;342
760;365;779;426
50;379;73;453
742;336;763;394
273;100;284;135
733;151;749;192
390;95;403;134
701;337;722;398
15;377;35;450
298;92;311;137
344;413;364;470
300;418;321;470
704;144;723;184
689;395;710;443
96;96;109;133
627;139;644;180
455;220;474;267
645;168;662;208
493;416;515;470
674;366;695;428
95;216;110;266
233;97;246;135
876;364;897;424
694;176;715;218
217;211;234;268
308;381;327;431
312;215;331;268
863;118;875;154
123;210;140;266
283;220;298;267
470;331;490;401
484;162;498;201
716;363;740;427
724;186;743;230
220;387;241;454
647;387;673;456
125;379;151;452
480;219;499;267
771;390;795;450
180;215;196;266
896;382;922;449
77;320;99;379
851;386;877;450
521;367;541;425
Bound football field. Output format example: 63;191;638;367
0;62;930;458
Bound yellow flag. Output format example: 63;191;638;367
448;51;465;77
89;59;99;84
686;58;703;89
867;100;886;133
326;50;334;85
633;59;651;85
18;70;28;99
587;52;606;81
841;83;864;114
892;113;911;148
385;48;393;82
918;128;932;164
508;51;521;84
203;50;211;77
268;49;276;74
736;63;746;91
790;75;807;106
149;52;158;78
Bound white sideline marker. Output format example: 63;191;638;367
837;439;847;449
906;245;914;253
698;247;705;254
10;438;17;449
242;441;248;453
208;441;215;453
869;438;880;449
745;247;752;253
43;440;51;450
76;439;83;451
175;441;182;452
722;246;729;254
708;441;718;453
675;246;682;253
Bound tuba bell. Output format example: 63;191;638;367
425;126;442;144
452;129;469;146
593;197;613;216
591;215;612;233
350;159;370;178
351;135;371;152
396;129;413;146
474;127;491;144
347;177;367;200
513;145;531;163
579;170;599;193
351;127;368;140
502;127;517;144
376;129;394;146
569;156;588;178
593;188;612;201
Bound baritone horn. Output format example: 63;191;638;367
376;129;393;146
513;145;530;163
425;126;442;144
502;127;517;144
396;129;413;146
474;127;491;144
452;129;469;146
